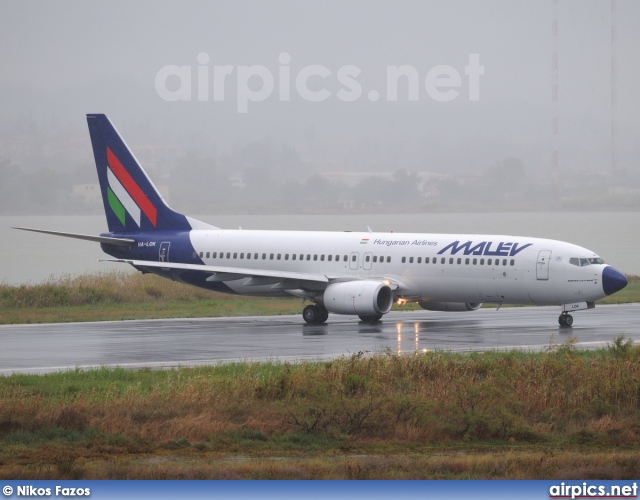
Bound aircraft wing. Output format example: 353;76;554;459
101;258;331;284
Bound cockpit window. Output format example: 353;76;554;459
570;257;605;267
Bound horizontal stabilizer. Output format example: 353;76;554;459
13;227;135;247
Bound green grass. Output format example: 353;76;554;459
598;274;640;304
0;272;638;324
1;343;640;479
0;271;305;323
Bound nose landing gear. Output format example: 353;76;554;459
558;312;573;327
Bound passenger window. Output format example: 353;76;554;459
270;253;274;260
352;255;357;262
285;254;289;260
247;253;251;259
292;254;296;260
409;257;414;264
480;259;484;265
510;259;515;266
465;258;469;265
364;255;369;262
502;259;506;266
199;252;203;258
277;254;281;260
417;257;422;264
226;252;231;259
328;255;332;262
457;258;461;265
488;259;492;265
387;256;391;263
373;256;377;263
205;252;210;258
307;255;311;260
254;253;259;259
233;253;237;259
425;257;429;264
262;253;266;259
314;255;318;261
402;257;406;263
449;258;454;264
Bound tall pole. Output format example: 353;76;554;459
611;0;618;173
552;0;559;177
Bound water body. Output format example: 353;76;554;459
1;212;638;285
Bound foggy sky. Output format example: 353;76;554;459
1;0;639;177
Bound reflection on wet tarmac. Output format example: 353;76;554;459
1;304;639;374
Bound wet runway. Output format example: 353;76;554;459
1;304;639;375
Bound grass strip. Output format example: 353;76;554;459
1;272;638;324
1;340;639;479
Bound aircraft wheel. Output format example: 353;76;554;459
318;307;329;323
558;314;573;327
303;305;327;324
359;314;382;323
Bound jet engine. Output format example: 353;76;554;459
323;281;393;316
418;301;482;312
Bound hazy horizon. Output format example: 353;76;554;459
1;1;639;215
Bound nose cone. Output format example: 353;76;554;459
602;266;628;296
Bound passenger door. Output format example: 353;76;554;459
159;242;170;262
536;250;552;280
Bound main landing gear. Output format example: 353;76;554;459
303;304;329;324
358;314;383;323
558;312;574;328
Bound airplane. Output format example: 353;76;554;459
15;114;628;327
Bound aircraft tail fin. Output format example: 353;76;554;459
86;114;215;233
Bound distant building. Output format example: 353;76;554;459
72;184;102;203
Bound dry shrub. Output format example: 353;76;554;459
0;271;220;308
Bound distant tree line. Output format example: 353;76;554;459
3;145;640;215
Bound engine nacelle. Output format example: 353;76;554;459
418;301;483;312
323;281;393;316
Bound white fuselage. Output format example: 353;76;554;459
188;229;609;306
